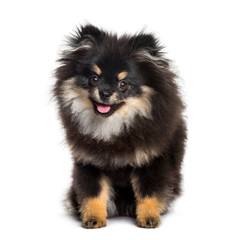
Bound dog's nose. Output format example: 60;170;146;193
99;90;112;101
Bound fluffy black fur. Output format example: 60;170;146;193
54;25;186;228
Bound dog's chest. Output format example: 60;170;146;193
72;137;159;168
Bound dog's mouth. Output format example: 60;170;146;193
91;99;124;117
96;104;111;114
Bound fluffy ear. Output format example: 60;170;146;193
68;24;102;51
78;25;102;40
129;33;163;56
130;34;156;49
129;33;168;67
56;25;102;80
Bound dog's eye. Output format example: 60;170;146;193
89;75;99;85
118;81;128;91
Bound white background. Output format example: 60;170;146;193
0;0;233;239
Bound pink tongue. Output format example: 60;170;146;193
97;105;111;113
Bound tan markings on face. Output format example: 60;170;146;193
131;176;166;228
117;71;128;81
80;176;112;228
61;77;92;108
92;87;101;102
74;88;92;107
92;88;119;105
93;64;102;75
117;86;155;118
109;92;119;103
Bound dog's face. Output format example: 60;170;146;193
83;63;139;118
73;53;153;118
56;25;167;141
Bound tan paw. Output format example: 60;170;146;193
137;216;160;228
82;218;106;229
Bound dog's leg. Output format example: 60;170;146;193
80;177;109;228
131;173;166;228
72;163;111;228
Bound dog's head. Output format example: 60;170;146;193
55;25;172;140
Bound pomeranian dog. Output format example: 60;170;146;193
54;25;186;229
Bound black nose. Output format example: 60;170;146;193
99;90;112;101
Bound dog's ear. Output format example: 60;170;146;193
68;24;103;52
56;25;102;81
129;33;167;66
129;33;163;55
78;25;102;41
130;34;157;50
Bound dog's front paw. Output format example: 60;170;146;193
137;217;160;228
135;197;163;228
80;196;107;229
82;218;106;229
